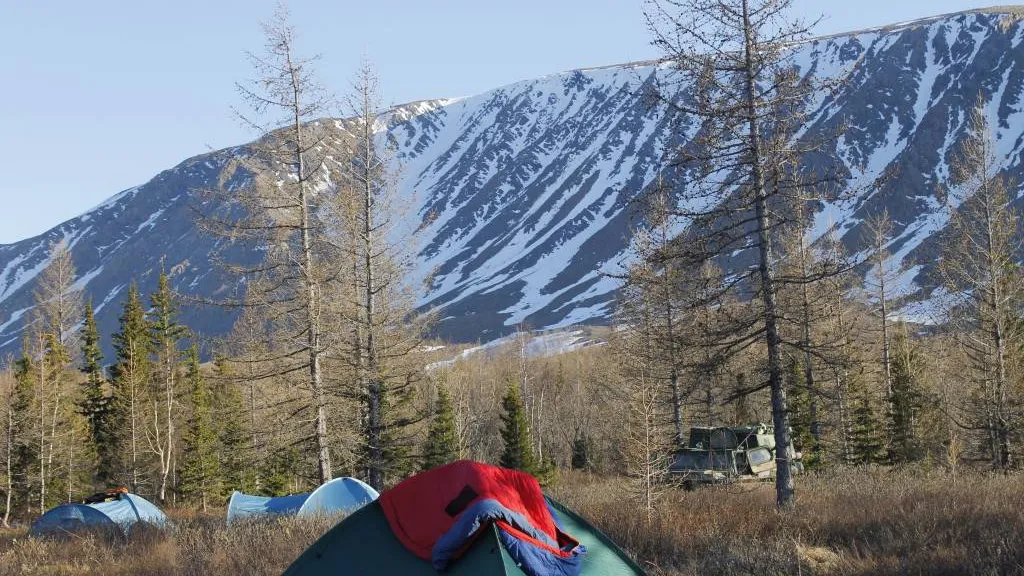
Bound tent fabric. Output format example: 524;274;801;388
433;498;584;576
91;493;168;531
226;492;308;524
30;493;168;537
226;477;379;524
30;504;120;536
379;460;584;576
296;477;379;517
282;498;647;575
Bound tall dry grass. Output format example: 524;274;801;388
0;512;338;576
1;468;1022;575
552;466;1024;575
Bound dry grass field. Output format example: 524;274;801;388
1;467;1022;575
553;466;1024;575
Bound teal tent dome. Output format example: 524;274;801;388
283;497;646;575
30;493;168;537
226;477;379;524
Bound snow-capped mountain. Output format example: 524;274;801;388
2;8;1024;358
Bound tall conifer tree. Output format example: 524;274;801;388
179;346;220;511
79;301;114;486
10;354;39;516
849;377;884;465
888;324;922;463
499;380;536;474
148;269;186;502
110;283;150;492
786;357;818;468
212;356;251;496
421;382;459;471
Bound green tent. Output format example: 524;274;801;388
283;497;647;575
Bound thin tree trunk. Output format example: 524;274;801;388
662;263;683;445
363;108;382;489
981;192;1012;470
993;324;1010;469
651;187;683;445
741;0;794;508
65;432;73;503
130;370;139;493
158;341;174;501
701;293;716;427
38;333;46;513
796;226;820;451
46;376;60;488
836;308;853;463
51;291;66;495
3;385;13;527
247;364;260;491
171;437;177;506
878;255;893;429
643;377;654;522
828;238;854;463
285;44;331;484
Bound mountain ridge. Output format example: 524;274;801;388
2;8;1024;359
3;5;1018;250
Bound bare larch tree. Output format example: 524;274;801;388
645;0;832;507
940;99;1023;470
32;241;82;509
336;62;430;489
863;211;898;439
206;5;340;483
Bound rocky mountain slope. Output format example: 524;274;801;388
2;8;1023;358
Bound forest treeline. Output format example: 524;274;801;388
1;0;1022;525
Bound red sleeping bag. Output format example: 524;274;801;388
379;460;584;575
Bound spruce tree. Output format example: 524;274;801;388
79;301;114;486
888;324;921;463
534;444;558;487
109;283;150;492
179;346;220;511
499;379;536;474
148;269;186;502
849;377;884;465
570;434;590;470
10;354;39;516
785;357;818;468
212;356;251;495
378;382;419;486
421;382;459;471
261;446;300;497
2;366;12;526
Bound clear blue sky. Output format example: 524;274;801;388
0;0;987;244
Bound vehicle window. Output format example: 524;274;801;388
710;428;738;449
747;447;772;467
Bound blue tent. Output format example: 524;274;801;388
30;493;168;537
226;477;379;524
298;477;379;517
226;492;309;524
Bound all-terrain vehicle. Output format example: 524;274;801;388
669;423;802;488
